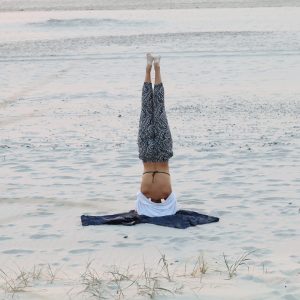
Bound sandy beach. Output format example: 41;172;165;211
0;1;300;299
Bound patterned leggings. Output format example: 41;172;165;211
138;82;173;162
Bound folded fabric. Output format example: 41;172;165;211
135;191;178;217
81;209;219;229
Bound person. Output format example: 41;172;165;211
135;53;178;217
81;54;220;226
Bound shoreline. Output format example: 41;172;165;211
0;0;300;12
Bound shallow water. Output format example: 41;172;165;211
0;0;300;11
0;5;300;300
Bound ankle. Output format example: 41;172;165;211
153;55;161;68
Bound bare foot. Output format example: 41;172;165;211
153;55;161;68
147;53;153;65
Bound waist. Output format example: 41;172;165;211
143;170;170;176
143;161;169;172
143;170;170;184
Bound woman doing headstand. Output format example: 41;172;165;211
135;53;178;217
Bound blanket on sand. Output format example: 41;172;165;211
81;210;219;229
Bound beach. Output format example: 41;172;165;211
0;1;300;299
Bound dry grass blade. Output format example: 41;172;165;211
137;258;177;299
158;252;172;281
30;265;44;280
78;260;108;299
223;250;256;279
107;264;138;299
137;277;174;299
0;267;31;295
46;264;62;284
191;254;209;277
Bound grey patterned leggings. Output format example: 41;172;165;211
138;82;173;162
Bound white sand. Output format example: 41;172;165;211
0;2;300;299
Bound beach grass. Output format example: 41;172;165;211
0;249;258;299
222;250;256;279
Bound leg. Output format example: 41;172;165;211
144;63;152;83
154;61;162;84
138;66;155;162
152;63;173;161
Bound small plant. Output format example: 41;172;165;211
223;250;255;279
107;264;137;299
108;264;132;282
0;266;31;295
30;265;44;280
262;263;270;274
78;260;108;299
191;253;208;277
136;256;182;299
46;264;61;284
158;253;172;281
137;271;173;299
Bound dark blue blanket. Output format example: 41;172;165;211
81;210;219;229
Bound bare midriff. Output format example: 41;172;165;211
140;162;172;202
